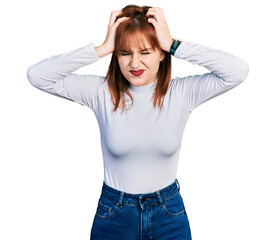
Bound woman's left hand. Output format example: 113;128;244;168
146;7;174;52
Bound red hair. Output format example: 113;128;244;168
104;5;171;114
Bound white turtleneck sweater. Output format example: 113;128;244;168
27;41;249;194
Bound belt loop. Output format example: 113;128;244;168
118;191;124;208
176;179;180;192
156;190;163;206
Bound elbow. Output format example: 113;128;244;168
222;59;250;84
237;60;250;83
27;65;40;88
27;66;36;86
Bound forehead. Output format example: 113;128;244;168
118;31;155;51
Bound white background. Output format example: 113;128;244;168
1;0;275;239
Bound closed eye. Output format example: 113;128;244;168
120;52;151;56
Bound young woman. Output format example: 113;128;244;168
27;4;249;240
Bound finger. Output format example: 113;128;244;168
109;10;123;27
146;9;162;23
108;10;123;27
147;17;157;28
114;16;130;26
147;7;165;18
147;7;162;11
146;7;163;15
159;8;166;18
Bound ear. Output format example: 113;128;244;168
160;52;165;62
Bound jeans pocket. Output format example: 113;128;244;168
96;195;118;220
162;192;186;218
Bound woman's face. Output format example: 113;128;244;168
117;39;165;87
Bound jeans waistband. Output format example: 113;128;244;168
99;179;181;209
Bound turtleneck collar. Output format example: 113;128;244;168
129;78;157;94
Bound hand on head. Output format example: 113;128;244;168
99;6;173;58
146;7;173;52
102;10;130;54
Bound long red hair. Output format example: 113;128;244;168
104;4;171;114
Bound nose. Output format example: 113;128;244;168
130;54;140;69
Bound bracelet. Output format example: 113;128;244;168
170;39;181;56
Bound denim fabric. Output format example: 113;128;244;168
90;179;192;240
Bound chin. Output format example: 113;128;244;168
129;77;145;85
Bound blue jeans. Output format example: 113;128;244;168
90;179;192;239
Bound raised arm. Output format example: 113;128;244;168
27;10;129;111
26;42;102;109
146;7;249;112
173;40;249;111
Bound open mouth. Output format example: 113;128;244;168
130;70;144;76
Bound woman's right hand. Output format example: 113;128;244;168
96;10;129;58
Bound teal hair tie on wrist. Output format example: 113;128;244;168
170;40;181;56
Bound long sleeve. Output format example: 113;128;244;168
173;40;250;112
26;42;104;111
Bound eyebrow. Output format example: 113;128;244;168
120;48;153;52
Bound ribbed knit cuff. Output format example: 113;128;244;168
173;40;190;59
87;42;100;62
